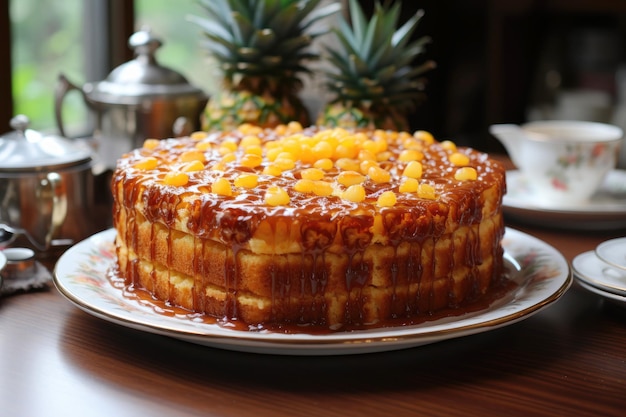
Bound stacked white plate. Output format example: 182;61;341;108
0;250;6;290
572;237;626;305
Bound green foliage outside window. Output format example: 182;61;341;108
10;0;85;132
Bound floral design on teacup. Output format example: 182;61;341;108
546;143;611;191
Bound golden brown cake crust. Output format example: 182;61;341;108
112;124;506;330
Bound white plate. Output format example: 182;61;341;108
595;237;626;270
53;228;571;356
572;250;626;296
0;250;6;278
503;170;626;230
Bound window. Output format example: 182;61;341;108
10;0;86;132
3;0;133;135
135;0;219;98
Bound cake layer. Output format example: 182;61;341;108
115;212;503;328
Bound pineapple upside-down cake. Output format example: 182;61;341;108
111;123;507;331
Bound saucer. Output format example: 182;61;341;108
0;250;6;289
595;237;626;270
576;279;626;308
503;170;626;230
572;250;626;296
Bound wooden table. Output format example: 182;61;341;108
1;218;625;417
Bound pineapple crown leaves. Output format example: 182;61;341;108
188;0;341;88
323;0;435;111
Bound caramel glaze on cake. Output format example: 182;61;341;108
111;123;507;331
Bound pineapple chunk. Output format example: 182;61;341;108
265;186;290;206
211;178;233;196
376;191;397;207
164;171;189;186
342;184;366;202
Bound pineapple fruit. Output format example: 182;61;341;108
317;0;435;131
189;0;340;131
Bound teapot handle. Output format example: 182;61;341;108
0;172;67;251
46;172;68;243
54;74;90;138
33;172;68;251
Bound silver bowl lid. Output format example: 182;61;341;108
0;115;93;172
85;28;206;105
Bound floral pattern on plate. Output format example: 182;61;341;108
53;228;571;355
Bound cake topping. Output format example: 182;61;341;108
120;123;503;220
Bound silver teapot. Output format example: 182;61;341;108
55;28;207;170
0;115;102;251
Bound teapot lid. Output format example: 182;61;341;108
0;115;92;171
86;28;206;105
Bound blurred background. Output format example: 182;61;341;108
2;0;626;153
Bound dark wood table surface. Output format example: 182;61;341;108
2;215;626;417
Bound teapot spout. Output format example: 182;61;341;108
489;124;526;167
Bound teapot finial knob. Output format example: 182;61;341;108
9;114;30;134
129;27;162;61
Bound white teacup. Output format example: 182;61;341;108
490;120;623;205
